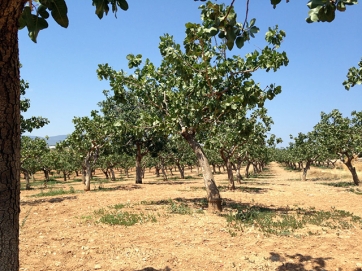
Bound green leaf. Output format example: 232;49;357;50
28;16;49;43
117;0;129;11
226;38;234;50
94;0;109;19
49;0;69;28
37;5;50;19
235;36;244;49
270;0;282;9
249;18;256;27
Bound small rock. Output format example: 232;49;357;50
94;264;101;269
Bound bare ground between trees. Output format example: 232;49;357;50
19;162;362;271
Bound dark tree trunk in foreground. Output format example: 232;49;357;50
0;1;24;270
182;129;222;211
344;158;360;186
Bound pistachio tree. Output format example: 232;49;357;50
98;90;166;184
97;2;288;210
288;132;327;181
313;109;362;185
62;111;111;190
20;136;49;189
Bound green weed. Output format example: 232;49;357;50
31;186;76;197
225;204;362;236
168;199;192;215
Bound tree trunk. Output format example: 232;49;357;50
155;165;160;177
22;169;31;190
236;159;243;184
301;161;311;181
43;169;49;181
182;129;222;211
344;158;360;185
110;167;116;181
84;159;92;191
245;162;251;178
135;144;143;184
0;1;23;269
62;170;67;182
102;169;109;179
82;168;86;184
220;149;235;191
176;162;185;179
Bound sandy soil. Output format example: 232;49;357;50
19;162;362;271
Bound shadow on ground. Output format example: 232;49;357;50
218;185;269;194
135;267;171;271
271;252;333;271
21;195;78;206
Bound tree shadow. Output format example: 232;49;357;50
146;181;198;185
135;267;171;271
218;185;269;194
92;185;142;192
20;195;78;206
270;252;333;271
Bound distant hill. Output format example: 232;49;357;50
25;135;68;146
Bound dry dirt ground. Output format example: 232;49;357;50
19;162;362;271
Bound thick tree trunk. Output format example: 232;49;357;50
0;1;24;270
82;168;86;184
182;129;222;211
84;159;92;191
344;158;360;186
135;144;143;184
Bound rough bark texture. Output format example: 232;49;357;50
344;158;360;186
0;1;24;270
181;129;222;212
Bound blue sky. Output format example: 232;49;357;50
20;1;362;146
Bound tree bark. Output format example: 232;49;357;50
110;167;116;181
220;149;235;191
344;158;360;186
135;143;143;184
181;129;222;211
84;158;92;191
176;162;185;179
62;170;67;182
0;1;24;270
301;161;311;181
